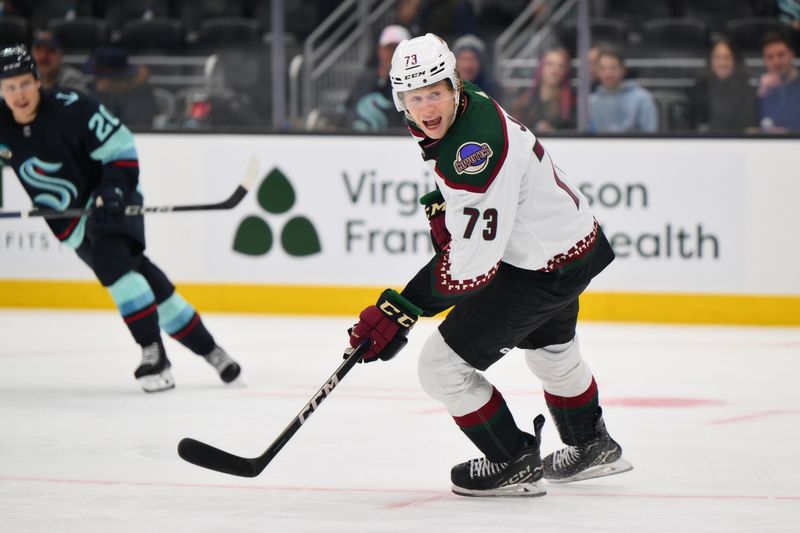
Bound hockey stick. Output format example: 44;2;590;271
177;340;370;477
0;156;260;220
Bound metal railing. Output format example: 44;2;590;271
494;0;576;98
290;0;397;128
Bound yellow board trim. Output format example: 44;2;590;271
0;280;798;326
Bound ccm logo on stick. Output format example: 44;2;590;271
298;375;340;423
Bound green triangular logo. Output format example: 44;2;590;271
281;216;322;256
233;215;273;256
258;168;295;214
233;165;322;258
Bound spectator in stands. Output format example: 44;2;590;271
757;31;800;132
509;47;575;132
452;34;495;97
0;0;20;15
589;47;658;133
760;0;800;30
395;0;476;42
84;46;158;129
779;0;800;30
692;38;758;132
30;30;90;93
345;24;411;131
180;50;265;129
588;44;606;91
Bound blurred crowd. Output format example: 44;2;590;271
1;0;799;134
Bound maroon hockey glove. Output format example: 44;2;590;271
420;189;450;253
348;289;423;363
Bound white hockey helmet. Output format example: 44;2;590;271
390;33;459;112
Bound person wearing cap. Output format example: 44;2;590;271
0;45;242;392
342;24;411;131
84;46;158;128
344;34;630;497
31;30;90;93
451;34;495;97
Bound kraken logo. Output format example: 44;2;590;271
19;157;77;211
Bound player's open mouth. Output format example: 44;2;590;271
423;117;442;129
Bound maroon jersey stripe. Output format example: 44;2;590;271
54;217;81;240
552;164;580;209
533;139;545;161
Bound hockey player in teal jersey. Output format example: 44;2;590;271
0;45;240;392
346;34;632;496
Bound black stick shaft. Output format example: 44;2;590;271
177;341;369;477
0;157;259;220
257;342;368;463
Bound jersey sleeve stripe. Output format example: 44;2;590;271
533;139;545;161
89;125;138;164
54;216;81;240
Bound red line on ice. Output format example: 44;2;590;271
708;409;800;425
1;476;798;502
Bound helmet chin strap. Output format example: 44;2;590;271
449;89;461;129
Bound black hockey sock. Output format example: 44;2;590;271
107;271;161;346
544;377;600;446
157;291;215;355
453;387;526;463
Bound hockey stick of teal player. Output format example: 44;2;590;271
0;156;260;220
177;341;370;478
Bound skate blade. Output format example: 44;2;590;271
451;481;547;498
137;369;175;393
546;458;633;483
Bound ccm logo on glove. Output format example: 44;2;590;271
348;289;423;363
378;299;417;328
420;189;450;253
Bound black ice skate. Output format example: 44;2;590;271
203;345;241;383
543;413;632;483
135;341;175;393
451;414;547;497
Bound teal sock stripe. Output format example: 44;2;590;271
108;272;155;315
157;292;196;335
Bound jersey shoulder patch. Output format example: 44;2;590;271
435;87;508;193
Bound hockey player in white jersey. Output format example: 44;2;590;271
346;34;632;497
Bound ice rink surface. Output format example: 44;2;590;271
0;309;798;532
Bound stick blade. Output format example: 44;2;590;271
177;437;260;478
240;156;260;192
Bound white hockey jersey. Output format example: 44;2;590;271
410;81;597;283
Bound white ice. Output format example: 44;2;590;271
1;309;798;532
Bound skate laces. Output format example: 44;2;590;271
469;457;508;479
552;445;581;469
141;343;162;366
205;346;232;371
